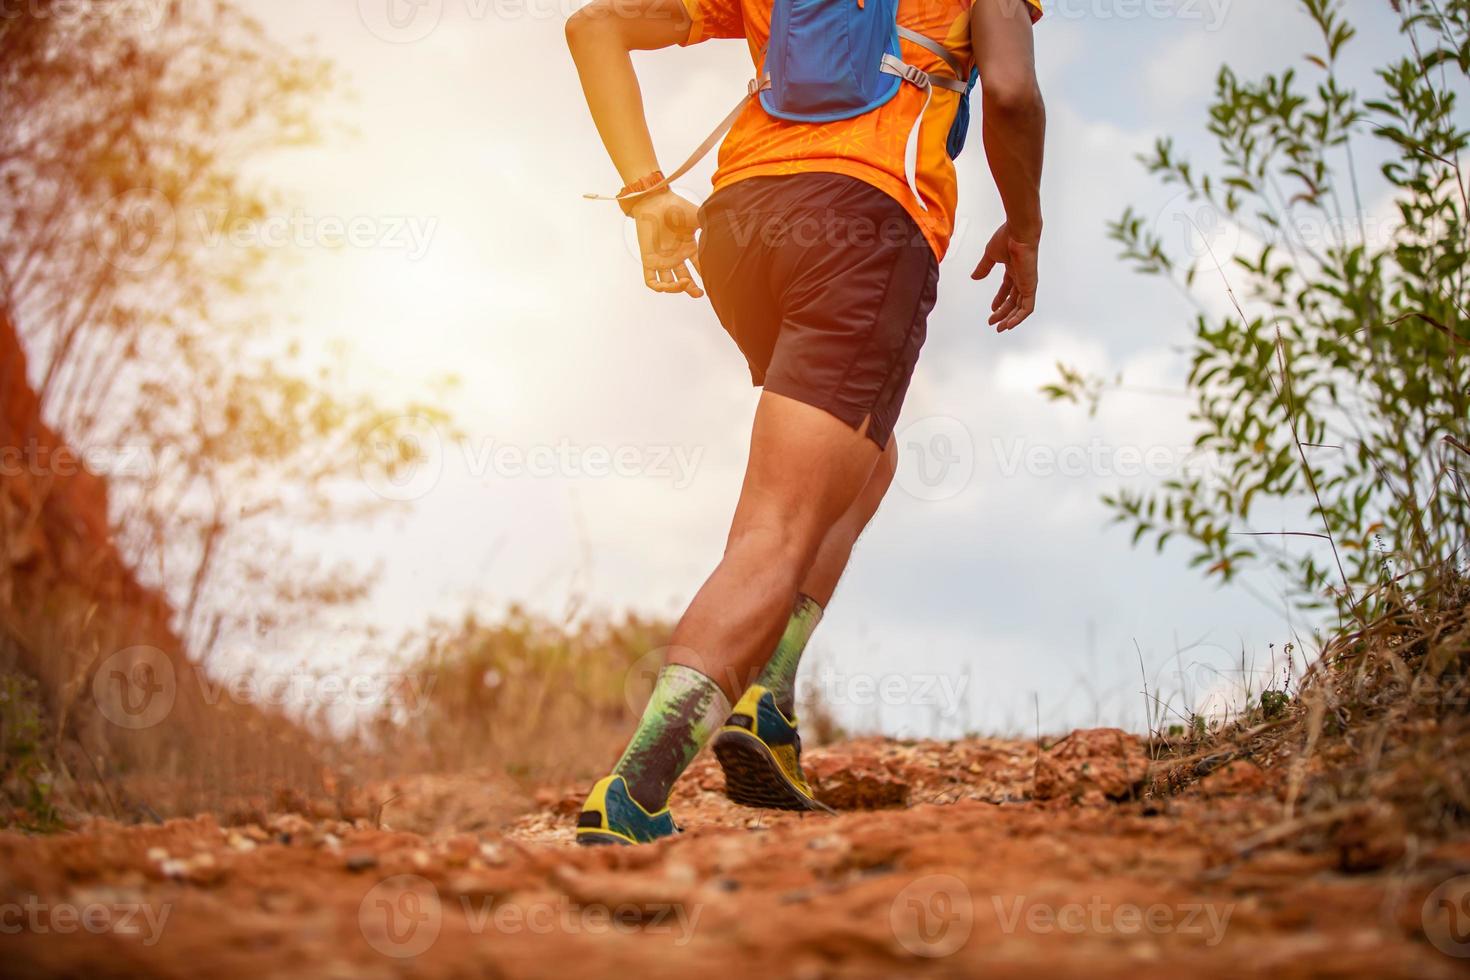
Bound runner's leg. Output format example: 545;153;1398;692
669;389;880;697
800;439;899;606
612;390;879;811
752;440;899;715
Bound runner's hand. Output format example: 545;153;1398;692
629;190;703;298
972;222;1038;332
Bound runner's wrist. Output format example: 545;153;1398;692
1008;218;1042;246
628;187;680;221
618;169;668;217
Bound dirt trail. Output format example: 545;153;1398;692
3;730;1467;978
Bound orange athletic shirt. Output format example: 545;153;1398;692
679;0;1042;259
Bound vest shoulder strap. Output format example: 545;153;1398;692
897;26;965;80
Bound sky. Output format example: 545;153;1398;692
234;0;1412;736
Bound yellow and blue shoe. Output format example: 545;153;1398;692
575;775;679;846
714;685;833;812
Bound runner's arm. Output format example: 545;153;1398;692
566;0;705;297
972;0;1044;243
969;0;1044;331
565;0;693;185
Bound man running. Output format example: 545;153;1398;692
566;0;1044;844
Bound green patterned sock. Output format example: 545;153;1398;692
755;594;824;718
613;664;732;812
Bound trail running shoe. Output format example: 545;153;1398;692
575;775;679;846
714;685;833;812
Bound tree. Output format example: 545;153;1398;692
1;1;442;661
1048;0;1470;619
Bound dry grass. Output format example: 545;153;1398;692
360;607;677;788
1147;572;1470;857
0;514;338;828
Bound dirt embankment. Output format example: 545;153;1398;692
3;729;1467;978
2;311;324;823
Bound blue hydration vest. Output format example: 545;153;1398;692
589;0;975;212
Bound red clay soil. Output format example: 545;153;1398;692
3;730;1468;978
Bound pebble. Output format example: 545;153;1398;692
345;852;379;872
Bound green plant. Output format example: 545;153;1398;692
1258;688;1291;720
1048;0;1470;619
0;672;63;832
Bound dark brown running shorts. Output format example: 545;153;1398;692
697;173;940;449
